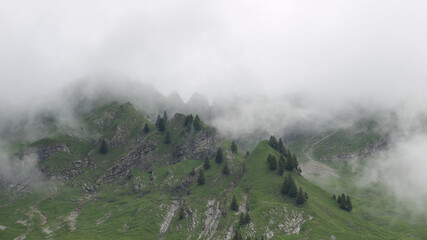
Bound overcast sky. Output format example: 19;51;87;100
1;0;427;104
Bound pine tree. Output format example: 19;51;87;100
296;187;305;205
222;162;230;175
231;195;239;212
245;151;250;158
244;212;251;223
179;206;185;219
289;178;298;198
233;229;243;240
189;167;196;177
203;157;211;170
278;159;284;175
216;148;224;164
291;153;299;169
284;156;293;171
163;111;168;123
155;114;160;127
269;136;278;150
281;174;291;195
231;141;238;154
346;195;353;212
278;138;286;154
100;139;108;154
332;194;336;200
337;195;341;203
239;213;245;226
267;154;277;170
304;191;308;200
193;115;202;131
157;118;166;132
184;114;193;131
197;170;205;185
143;123;150;133
339;193;346;210
164;131;171;144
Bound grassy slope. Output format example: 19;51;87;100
0;103;416;240
236;141;409;240
287;118;427;239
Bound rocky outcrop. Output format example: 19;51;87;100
26;143;70;161
198;199;222;240
97;139;157;184
173;128;221;161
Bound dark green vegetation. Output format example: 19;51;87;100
0;103;416;239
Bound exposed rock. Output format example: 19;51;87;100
26;143;70;162
198;199;222;240
97;139;157;184
159;200;179;239
173;128;221;161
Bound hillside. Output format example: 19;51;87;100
0;102;414;239
286;118;427;239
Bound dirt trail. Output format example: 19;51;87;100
305;129;338;162
301;130;339;178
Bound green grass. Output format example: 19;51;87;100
0;102;419;240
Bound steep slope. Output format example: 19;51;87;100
286;118;427;239
0;102;414;239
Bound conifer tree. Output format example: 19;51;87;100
203;157;211;170
267;154;277;170
346;195;353;212
239;213;245;226
179;206;185;219
143;123;150;133
269;136;278;150
184;114;193;130
197;170;205;185
100;139;108;154
222;162;230;175
155;114;161;127
304;191;308;200
284;156;293;171
231;141;238;154
157;118;166;132
233;229;243;240
163;111;168;123
193;115;202;131
339;193;346;209
231;195;239;212
278;160;284;175
337;195;341;203
291;153;299;169
332;194;336;200
164;131;171;144
281;174;291;195
189;167;196;177
245;151;250;158
289;178;298;198
278;138;286;154
296;187;305;205
216;148;224;163
244;212;251;223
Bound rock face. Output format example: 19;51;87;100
173;128;221;161
97;139;158;184
26;143;70;162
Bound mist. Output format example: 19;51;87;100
1;0;427;216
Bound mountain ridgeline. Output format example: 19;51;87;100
0;102;412;239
